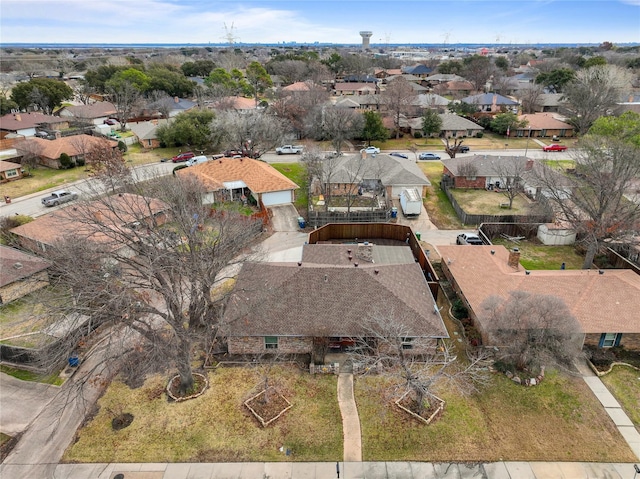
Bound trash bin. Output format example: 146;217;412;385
416;232;421;240
391;207;397;218
68;355;79;367
297;216;306;229
4;196;10;204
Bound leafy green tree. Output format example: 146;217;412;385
437;60;463;75
84;65;128;92
204;68;236;92
583;56;607;68
10;78;73;114
535;68;575;93
626;57;640;69
146;67;195;97
0;96;19;115
421;109;443;138
589;111;640;147
490;112;527;135
360;111;388;145
245;61;273;106
494;57;509;70
448;101;478;117
181;60;216;77
59;152;73;169
109;68;150;92
322;52;342;73
156;109;216;151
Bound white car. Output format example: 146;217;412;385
360;146;380;154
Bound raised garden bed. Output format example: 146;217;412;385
244;387;292;427
394;391;445;425
166;372;208;402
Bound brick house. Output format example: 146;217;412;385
129;120;169;150
513;113;575;139
17;135;118;169
438;245;640;350
0;112;69;139
442;155;536;189
223;243;448;356
0;160;24;182
461;93;519;113
332;82;379;96
57;102;117;125
0;246;51;304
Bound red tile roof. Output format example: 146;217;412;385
438;245;640;334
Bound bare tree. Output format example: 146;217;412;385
482;291;584;372
534;136;640;268
349;311;490;417
148;90;173;119
490;157;531;209
443;137;467;159
517;84;544;114
212;110;287;158
382;77;416;139
15;139;44;174
563;65;632;134
305;105;363;154
107;80;142;131
301;147;342;207
40;173;262;394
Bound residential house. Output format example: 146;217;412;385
332;83;379;96
0;245;51;304
425;74;468;86
438;245;640;350
413;93;450;112
18;135;118;169
334;98;360;109
442;155;540;190
223;242;448;356
0;160;24;182
535;93;565;113
403;113;483;139
514;113;574;139
433;80;475;97
343;74;378;83
0;112;69;139
144;96;197;118
374;68;403;79
57;102;117;125
10;193;169;255
320;153;431;199
402;64;433;77
129;119;169;150
177;157;299;207
348;94;382;112
209;96;258;112
461;93;519;113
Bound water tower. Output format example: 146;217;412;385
359;31;373;50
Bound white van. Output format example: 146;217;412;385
186;155;209;167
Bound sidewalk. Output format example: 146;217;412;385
2;460;638;479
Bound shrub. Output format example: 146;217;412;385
117;140;127;153
413;131;422;139
451;298;468;319
75;158;85;167
59;153;73;169
475;132;484;138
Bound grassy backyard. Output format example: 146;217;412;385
449;189;536;215
271;163;308;211
416;161;463;229
600;365;640;428
490;238;584;270
63;366;342;463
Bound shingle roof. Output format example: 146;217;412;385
0;245;51;288
178;158;299;194
301;244;415;266
0;112;66;131
519;113;573;130
414;94;451;107
439;113;484;131
438;245;640;334
329;154;431;187
461;93;518;106
59;102;116;119
442;155;530;177
224;260;448;338
129;120;169;141
19;136;118;160
0;160;22;173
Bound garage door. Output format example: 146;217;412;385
262;190;293;206
391;185;421;197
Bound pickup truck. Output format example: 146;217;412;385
456;233;484;245
41;190;79;207
275;145;303;155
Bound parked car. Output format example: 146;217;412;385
185;155;209;167
455;145;470;153
390;152;409;159
41;190;79;207
104;119;118;125
456;233;484;245
172;152;195;163
360;146;380;154
276;145;304;155
418;152;441;160
542;144;568;152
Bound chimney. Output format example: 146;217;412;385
525;159;534;170
507;248;521;269
174;96;179;103
491;93;497;110
94;211;104;222
14;114;21;121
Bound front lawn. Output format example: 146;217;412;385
271;163;308;211
600;365;640;428
62;366;342;463
356;370;636;462
490;238;584;270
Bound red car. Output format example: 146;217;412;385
171;152;195;163
542;144;568;152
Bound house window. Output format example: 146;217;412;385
466;176;476;181
600;333;621;348
5;170;17;178
264;336;278;349
147;140;152;147
401;337;414;350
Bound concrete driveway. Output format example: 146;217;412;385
269;203;300;232
0;372;58;436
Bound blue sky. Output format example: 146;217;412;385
1;0;639;45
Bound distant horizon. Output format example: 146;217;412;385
2;1;639;45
